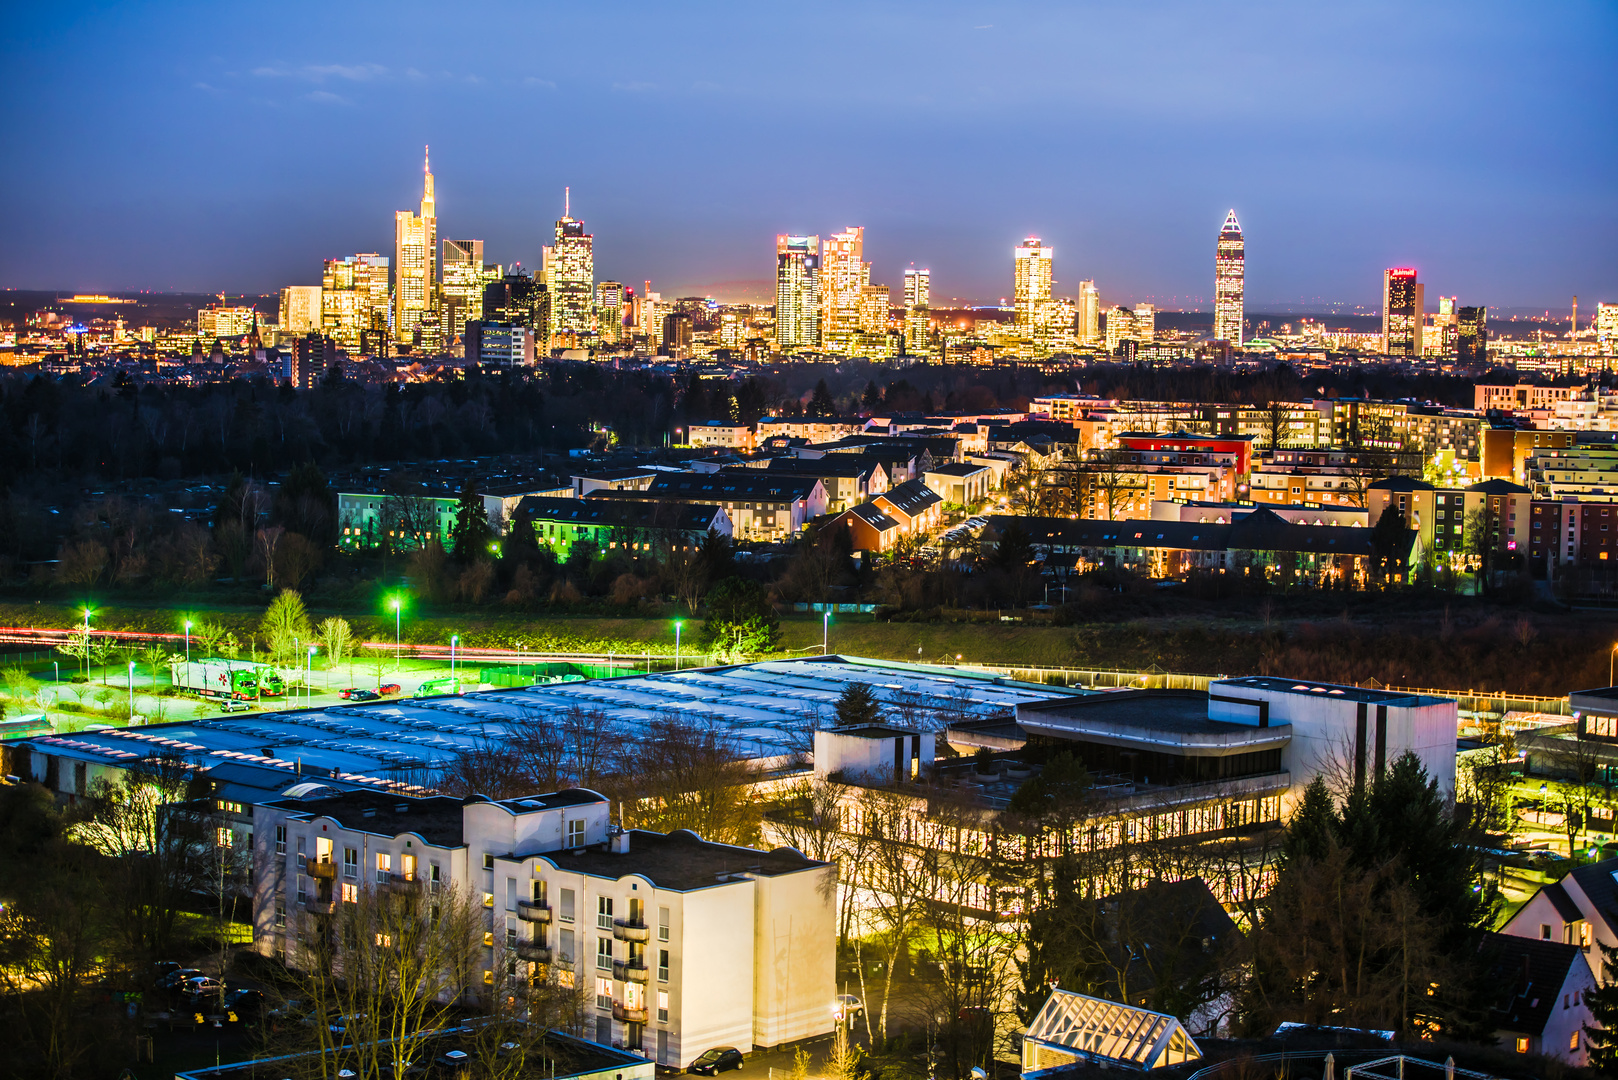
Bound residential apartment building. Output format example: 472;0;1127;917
1367;477;1532;570
755;417;866;443
870;479;944;538
923;462;995;506
589;474;828;541
745;457;889;514
1526;444;1618;501
1476;383;1587;412
512;497;731;560
687;421;757;453
251;788;835;1068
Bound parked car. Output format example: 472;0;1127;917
377;683;402;695
219;699;251;712
157;967;203;991
224;988;266;1016
832;994;863;1021
689;1047;744;1075
329;1013;367;1035
346;689;379;701
152;960;182;981
182;975;225;1000
338;687;361;699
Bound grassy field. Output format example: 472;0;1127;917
3;593;1614;696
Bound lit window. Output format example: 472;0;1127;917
342;883;358;903
1515;1036;1528;1053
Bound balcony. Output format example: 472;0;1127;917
612;1002;648;1024
380;874;419;892
612;918;650;943
516;900;552;923
613;959;650;984
305;857;336;879
304;897;337;915
517;942;552;963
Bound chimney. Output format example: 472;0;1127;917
611;829;631;855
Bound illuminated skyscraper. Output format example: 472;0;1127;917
1382;268;1423;356
1457;306;1488;364
278;286;322;337
1013;237;1053;332
322;254;389;352
821;227;868;354
542;190;594;343
393;147;439;352
904;267;930;310
1598;303;1618;351
1213;210;1244;345
1077;280;1100;346
440;239;499;347
775;235;821;351
596;281;625;343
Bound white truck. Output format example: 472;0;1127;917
170;659;286;701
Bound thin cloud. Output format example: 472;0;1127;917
611;81;656;92
303;90;352;106
522;76;556;88
254;62;386;83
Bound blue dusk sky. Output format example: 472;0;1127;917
1;1;1614;310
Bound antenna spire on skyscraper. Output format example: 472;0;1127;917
565;186;570;219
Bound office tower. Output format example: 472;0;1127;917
542;190;594;342
322;254;390;353
662;312;693;358
1077;280;1100;346
291;332;339;389
196;304;257;339
820;227;868;354
1382;268;1422;356
596;281;625;343
1213;210;1244;345
1132;303;1156;343
483;271;544;331
440;239;499;347
278;286;322;337
1013;237;1054;335
858;284;890;334
903;266;930;310
775;235;821;350
1105;306;1134;353
464;322;535;366
1431;295;1459;354
393;147;439;352
719;311;749;350
1457;306;1488;364
1598;303;1618;350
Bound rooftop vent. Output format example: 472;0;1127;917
361;807;377;818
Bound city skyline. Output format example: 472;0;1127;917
2;1;1613;307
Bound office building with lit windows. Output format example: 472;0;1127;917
394;148;439;352
321;254;390;354
596;281;625;343
1597;303;1618;351
1213;210;1244;345
278;286;323;337
1077;280;1100;346
250;787;835;1069
774;235;820;351
440;239;499;347
1458;306;1488;364
903;266;930;310
820;227;868;354
1013;236;1054;337
1382;268;1423;356
544;197;595;342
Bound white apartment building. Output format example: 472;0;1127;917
252;787;835;1069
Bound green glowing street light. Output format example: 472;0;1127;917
451;634;459;684
184;619;193;664
391;596;403;671
673;620;682;672
127;660;136;723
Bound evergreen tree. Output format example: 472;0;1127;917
807;379;835;418
990;522;1036;570
834;681;881;728
1585;932;1618;1070
448;477;494;561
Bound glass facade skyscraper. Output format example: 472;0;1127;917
393;147;438;353
1382;268;1423;356
774;234;821;351
1213;210;1244;345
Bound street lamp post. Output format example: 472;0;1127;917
823;611;831;655
308;646;316;707
674;621;682;672
392;599;402;671
1610;643;1617;687
128;660;135;724
82;607;92;680
451;635;459;686
185;620;192;664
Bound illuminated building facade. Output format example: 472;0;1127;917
1597;303;1618;351
278;286;322;337
903;267;930;310
596;281;625;344
196;305;257;339
1457;306;1488;364
322;254;390;353
1013;236;1054;338
393;148;439;353
821;227;868;354
1382;268;1423;356
483;271;545;332
1077;280;1100;346
1104;304;1156;354
543;193;594;343
440;239;499;347
1213;210;1244;345
774;235;821;351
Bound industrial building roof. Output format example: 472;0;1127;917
19;656;1081;793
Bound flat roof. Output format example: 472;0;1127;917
18;656;1081;788
533;828;827;891
1217;676;1448;707
1017;691;1291;756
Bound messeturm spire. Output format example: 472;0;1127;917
422;145;435;219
